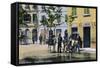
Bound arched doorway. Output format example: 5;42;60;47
32;29;37;44
24;29;30;45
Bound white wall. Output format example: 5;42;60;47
0;0;99;68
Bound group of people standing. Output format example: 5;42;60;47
47;32;82;53
19;29;82;53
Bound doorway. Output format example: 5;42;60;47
32;29;38;43
71;27;77;34
83;27;91;48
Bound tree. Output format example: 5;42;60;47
40;6;63;27
65;15;75;26
18;5;28;42
19;5;28;27
40;6;63;34
65;13;76;36
40;6;63;44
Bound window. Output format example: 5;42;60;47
41;6;46;12
84;8;90;14
72;7;77;16
25;5;30;9
33;14;38;23
24;14;31;22
33;5;37;9
57;17;61;23
33;5;38;11
19;5;23;11
56;29;61;36
56;14;61;23
42;15;46;21
83;8;90;17
41;15;47;25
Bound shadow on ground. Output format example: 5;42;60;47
19;52;96;64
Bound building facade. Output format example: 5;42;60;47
19;4;68;44
67;7;96;48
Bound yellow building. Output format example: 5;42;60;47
67;7;97;48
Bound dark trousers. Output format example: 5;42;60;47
58;45;61;53
32;39;34;44
40;40;42;44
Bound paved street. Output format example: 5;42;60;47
19;44;96;64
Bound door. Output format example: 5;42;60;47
71;27;77;34
83;27;91;48
56;29;61;36
32;29;38;42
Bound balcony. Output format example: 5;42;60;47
83;14;91;17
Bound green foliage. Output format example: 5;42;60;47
65;14;75;26
19;5;28;27
68;15;75;23
40;6;62;28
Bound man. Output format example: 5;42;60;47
76;34;82;53
68;34;76;53
48;34;53;52
57;34;62;53
52;35;56;52
63;33;68;52
32;36;35;44
39;34;42;45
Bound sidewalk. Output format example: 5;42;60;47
19;44;49;59
19;44;96;60
80;48;96;53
